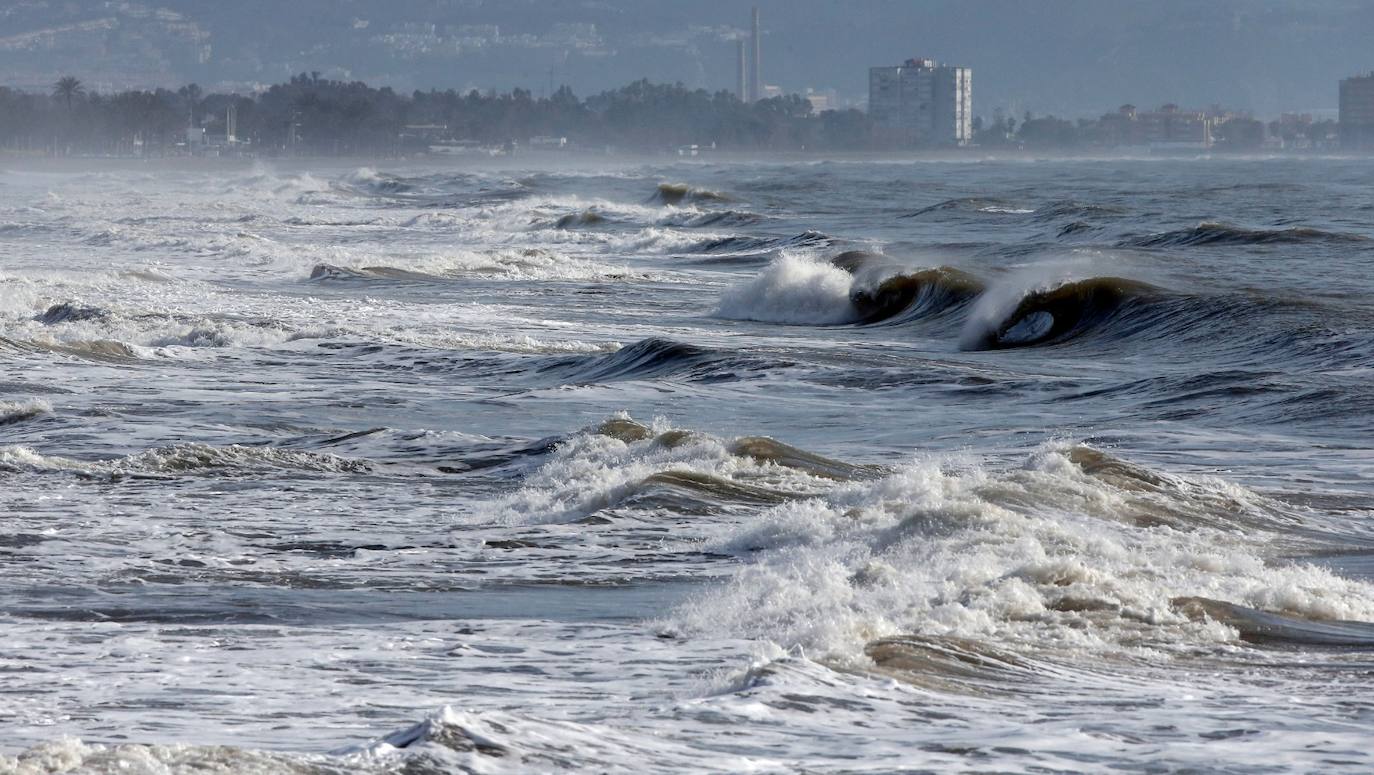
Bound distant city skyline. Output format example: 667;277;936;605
0;1;1371;120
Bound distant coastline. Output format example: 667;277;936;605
4;149;1370;172
1;74;1343;161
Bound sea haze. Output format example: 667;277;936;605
2;156;1374;772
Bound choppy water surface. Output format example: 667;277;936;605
3;157;1374;773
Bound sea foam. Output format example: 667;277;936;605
715;251;857;324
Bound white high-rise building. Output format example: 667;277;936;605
869;58;972;146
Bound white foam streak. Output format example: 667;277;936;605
0;442;368;477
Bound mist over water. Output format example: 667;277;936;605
4;156;1374;772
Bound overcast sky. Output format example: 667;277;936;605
1;0;1369;117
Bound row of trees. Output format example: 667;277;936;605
1;79;245;156
1;74;859;156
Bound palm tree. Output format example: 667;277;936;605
53;76;84;110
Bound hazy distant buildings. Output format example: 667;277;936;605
733;7;764;102
1097;104;1212;149
868;58;971;146
804;88;837;112
732;7;784;103
737;39;748;103
749;7;762;103
1339;74;1374;150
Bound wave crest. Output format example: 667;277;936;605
1124;222;1367;248
532;337;769;385
847;264;985;325
488;415;863;524
960;276;1160;350
0;398;51;426
650;182;730;206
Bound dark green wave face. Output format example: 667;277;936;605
849;266;986;325
966;276;1161;350
827;251;987;326
4;156;1374;774
651;182;730;206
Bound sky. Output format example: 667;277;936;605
0;0;1369;118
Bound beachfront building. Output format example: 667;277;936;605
1096;104;1213;150
868;58;972;147
1339;73;1374;150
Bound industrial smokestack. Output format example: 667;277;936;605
737;39;748;102
750;6;761;103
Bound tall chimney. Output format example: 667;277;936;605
737;39;748;102
750;6;761;102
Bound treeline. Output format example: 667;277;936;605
0;73;867;155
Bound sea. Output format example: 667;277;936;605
2;155;1373;773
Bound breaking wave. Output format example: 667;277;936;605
716;250;981;327
0;333;140;362
835;251;985;324
554;209;612;229
48;338;141;361
954;273;1361;360
1173;597;1374;647
669;441;1374;664
959;276;1161;350
851;267;984;325
650;182;730;206
0;398;51;426
488;415;871;525
35;302;110;324
715;252;856;324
